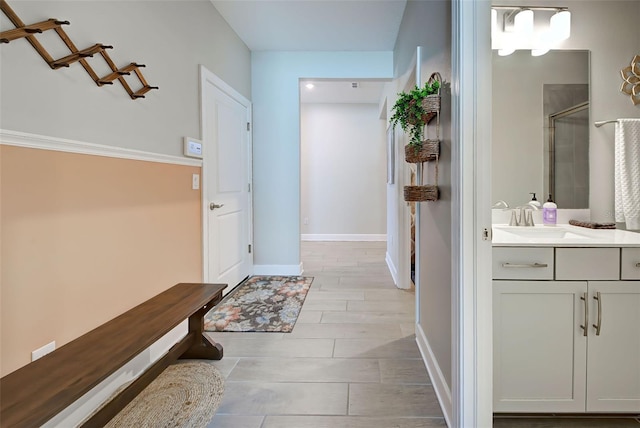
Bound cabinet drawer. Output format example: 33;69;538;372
493;247;554;280
621;248;640;280
556;248;620;280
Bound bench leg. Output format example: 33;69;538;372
180;304;223;360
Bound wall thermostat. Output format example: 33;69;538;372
183;137;203;159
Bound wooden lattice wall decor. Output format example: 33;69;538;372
0;0;158;99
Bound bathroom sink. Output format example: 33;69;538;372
492;224;640;247
492;225;601;244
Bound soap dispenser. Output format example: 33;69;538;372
543;194;557;226
528;192;541;209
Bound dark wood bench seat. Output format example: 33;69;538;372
0;282;227;427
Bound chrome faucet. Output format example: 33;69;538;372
492;200;510;209
510;204;539;227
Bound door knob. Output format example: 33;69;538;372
209;203;224;210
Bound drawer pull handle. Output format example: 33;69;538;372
580;293;588;337
501;263;548;268
593;292;602;336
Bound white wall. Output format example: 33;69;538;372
300;103;386;240
492;50;588;207
251;51;393;270
0;1;251;156
492;0;640;222
394;0;453;418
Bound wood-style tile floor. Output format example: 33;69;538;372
207;241;446;428
206;241;640;428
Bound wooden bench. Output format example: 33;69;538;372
0;282;227;427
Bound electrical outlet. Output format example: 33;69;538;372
32;341;56;361
192;173;200;190
303;217;309;225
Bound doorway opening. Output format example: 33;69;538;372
298;78;389;247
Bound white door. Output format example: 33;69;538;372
586;281;640;412
201;67;252;291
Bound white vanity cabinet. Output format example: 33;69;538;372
493;280;587;412
586;281;640;412
493;247;640;413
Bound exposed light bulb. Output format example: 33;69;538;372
305;83;315;90
514;9;534;35
498;48;516;56
550;10;571;41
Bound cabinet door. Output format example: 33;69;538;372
493;281;587;412
586;281;640;412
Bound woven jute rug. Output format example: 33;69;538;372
105;361;224;428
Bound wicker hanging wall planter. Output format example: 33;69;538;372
404;184;439;202
402;71;442;202
421;75;441;116
405;140;439;163
403;72;442;164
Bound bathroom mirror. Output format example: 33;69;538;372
492;50;590;208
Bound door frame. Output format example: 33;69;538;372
451;0;493;427
199;65;253;283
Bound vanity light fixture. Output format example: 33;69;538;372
550;10;571;41
492;6;571;57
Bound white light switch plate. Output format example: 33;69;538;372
192;174;200;190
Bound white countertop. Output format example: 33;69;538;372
492;224;640;247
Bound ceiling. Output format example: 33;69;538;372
209;1;405;104
210;0;408;52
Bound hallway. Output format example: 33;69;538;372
207;240;446;427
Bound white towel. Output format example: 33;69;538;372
615;118;640;230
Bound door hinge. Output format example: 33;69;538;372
248;244;252;253
248;183;251;192
247;122;251;131
482;227;492;241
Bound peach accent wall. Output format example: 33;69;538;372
0;145;202;376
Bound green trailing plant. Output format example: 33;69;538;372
389;80;441;147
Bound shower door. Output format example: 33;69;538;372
549;102;589;209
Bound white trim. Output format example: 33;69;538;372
301;234;387;242
253;264;304;276
451;1;493;427
414;46;423;325
385;251;399;287
0;129;202;167
416;322;452;426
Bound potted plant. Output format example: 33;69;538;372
389;76;441;163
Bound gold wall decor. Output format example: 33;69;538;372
620;54;640;106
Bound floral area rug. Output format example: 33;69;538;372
204;276;313;333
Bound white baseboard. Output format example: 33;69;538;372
43;322;188;427
415;323;452;427
253;263;303;276
385;251;398;286
301;234;387;242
